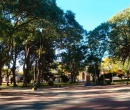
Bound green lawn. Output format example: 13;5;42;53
0;81;81;89
113;79;130;84
1;79;129;89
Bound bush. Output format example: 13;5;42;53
118;74;124;79
48;81;54;86
104;72;116;79
61;75;69;83
106;80;111;85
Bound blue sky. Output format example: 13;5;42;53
56;0;130;31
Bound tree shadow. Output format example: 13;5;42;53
0;85;130;110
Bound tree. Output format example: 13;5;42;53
108;7;130;64
57;10;86;83
0;7;12;85
86;23;110;83
61;44;86;83
0;0;88;87
87;55;101;83
86;22;110;62
0;0;64;86
101;57;119;73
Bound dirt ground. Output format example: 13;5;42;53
0;84;130;110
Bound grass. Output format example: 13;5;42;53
1;79;129;89
0;81;81;89
102;78;130;85
113;79;130;84
90;78;130;85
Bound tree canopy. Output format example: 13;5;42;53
0;0;86;86
108;7;130;63
0;1;130;86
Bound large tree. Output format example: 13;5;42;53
0;0;64;86
108;7;130;64
86;22;110;82
58;10;86;83
87;22;110;62
61;44;87;83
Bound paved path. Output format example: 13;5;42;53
0;84;130;110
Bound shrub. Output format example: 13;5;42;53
61;75;69;83
104;72;116;79
48;81;54;86
118;74;124;79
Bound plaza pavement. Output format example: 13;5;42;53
0;84;130;110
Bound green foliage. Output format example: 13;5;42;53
61;44;86;82
104;72;117;79
87;22;110;61
0;0;65;86
55;10;86;83
47;81;54;86
118;74;124;79
108;7;130;63
86;7;130;82
61;75;69;83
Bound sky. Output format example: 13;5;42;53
56;0;130;31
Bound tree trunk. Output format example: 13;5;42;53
23;67;28;87
0;61;7;86
37;69;41;87
11;50;17;87
0;67;2;86
23;45;30;87
74;75;76;83
37;58;41;87
12;66;17;87
71;72;74;83
6;69;10;86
